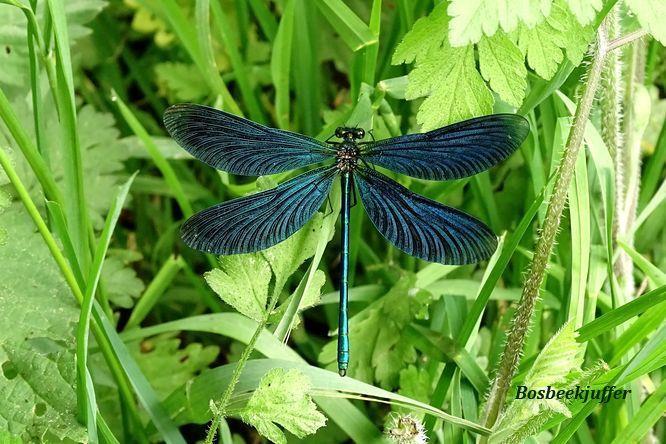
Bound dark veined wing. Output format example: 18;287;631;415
181;167;337;254
362;114;529;180
164;103;334;175
355;167;497;264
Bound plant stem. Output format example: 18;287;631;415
204;288;283;444
480;22;610;431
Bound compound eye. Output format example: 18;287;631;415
355;128;365;139
335;128;344;138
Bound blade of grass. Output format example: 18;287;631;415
46;0;90;265
610;381;666;443
0;88;63;204
271;0;295;129
76;173;136;442
361;0;382;86
577;284;666;342
616;239;666;287
316;0;378;51
113;92;194;218
208;0;266;123
248;0;278;41
567;149;590;327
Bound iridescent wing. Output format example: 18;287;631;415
362;114;529;180
354;166;497;264
164;103;334;175
181;167;337;254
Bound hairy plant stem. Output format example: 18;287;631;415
204;288;283;444
480;23;610;432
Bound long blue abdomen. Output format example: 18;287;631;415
338;172;351;376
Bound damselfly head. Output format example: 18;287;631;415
335;127;365;141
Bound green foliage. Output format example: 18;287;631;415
0;204;85;442
205;213;326;322
1;0;666;442
320;274;432;388
393;0;593;129
237;368;327;444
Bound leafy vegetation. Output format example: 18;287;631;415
0;0;664;443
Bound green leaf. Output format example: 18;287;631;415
0;203;86;442
319;274;432;388
238;368;327;444
564;0;601;25
625;0;666;44
447;0;552;46
205;213;325;321
407;41;493;130
478;34;527;107
515;0;593;80
392;2;448;64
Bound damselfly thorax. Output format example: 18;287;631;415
334;127;364;173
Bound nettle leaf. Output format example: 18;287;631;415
205;213;325;322
319;274;433;389
490;323;587;444
238;368;327;444
0;204;86;442
447;0;552;46
515;0;593;80
478;34;528;108
625;0;666;45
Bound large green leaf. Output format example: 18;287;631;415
0;203;86;442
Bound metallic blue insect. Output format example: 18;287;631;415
164;104;529;376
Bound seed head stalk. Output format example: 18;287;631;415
480;22;610;431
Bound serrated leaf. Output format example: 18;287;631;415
239;368;327;444
447;0;552;46
565;0;601;25
407;42;493;130
478;34;527;107
392;2;448;64
625;0;666;44
319;274;433;388
515;0;593;79
524;323;583;388
0;204;86;442
205;214;325;322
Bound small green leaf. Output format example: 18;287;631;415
239;368;327;444
625;0;666;44
205;214;325;321
478;34;527;107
